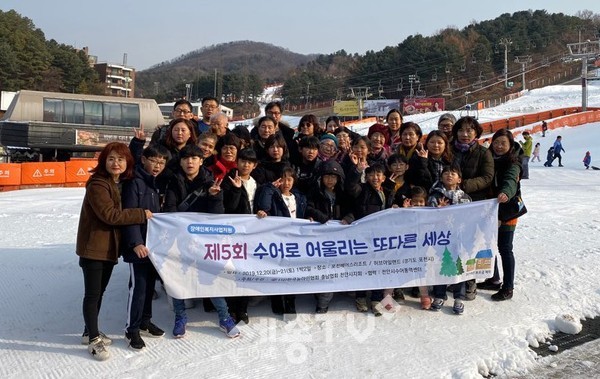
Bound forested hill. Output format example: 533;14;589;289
135;41;316;100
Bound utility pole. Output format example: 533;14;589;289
514;55;532;91
305;82;311;108
567;40;600;111
185;83;192;100
213;69;217;98
123;53;129;98
499;38;512;88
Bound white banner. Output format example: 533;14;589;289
363;99;401;117
147;200;499;299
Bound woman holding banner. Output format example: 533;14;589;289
450;116;494;300
76;142;152;361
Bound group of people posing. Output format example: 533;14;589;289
76;97;526;361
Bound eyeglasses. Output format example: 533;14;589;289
174;108;192;114
146;158;166;167
300;122;312;128
203;104;218;110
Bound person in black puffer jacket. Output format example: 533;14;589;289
121;144;171;349
305;160;354;313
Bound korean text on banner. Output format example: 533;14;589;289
147;200;499;299
20;162;66;185
0;163;22;186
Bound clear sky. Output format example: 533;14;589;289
2;0;598;71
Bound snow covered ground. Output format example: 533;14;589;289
1;84;600;378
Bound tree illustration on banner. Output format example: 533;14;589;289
439;247;458;276
455;255;464;275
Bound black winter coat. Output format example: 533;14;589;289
295;158;322;195
121;165;161;263
128;135;197;197
305;182;354;224
163;168;224;214
221;168;256;214
451;142;494;201
405;154;431;189
252;160;292;184
345;167;394;219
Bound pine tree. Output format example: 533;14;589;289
439;247;458;276
455;256;464;275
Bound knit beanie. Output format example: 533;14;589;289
320;133;339;148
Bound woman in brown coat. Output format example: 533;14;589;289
76;142;152;361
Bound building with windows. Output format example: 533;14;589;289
94;63;135;98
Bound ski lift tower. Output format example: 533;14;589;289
498;38;512;88
514;55;532;91
567;40;600;111
408;74;418;98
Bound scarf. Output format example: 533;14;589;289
454;140;476;153
211;156;237;180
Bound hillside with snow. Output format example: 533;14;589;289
1;83;600;378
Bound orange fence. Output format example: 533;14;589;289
0;159;95;191
480;107;600;135
0;163;21;189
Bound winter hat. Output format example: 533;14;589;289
319;160;345;182
367;123;390;145
320;133;338;148
438;113;456;125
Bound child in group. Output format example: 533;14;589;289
427;164;472;315
345;162;394;315
531;143;541;162
543;146;555;167
121;145;170;350
385;154;412;205
383;153;412;302
583;151;591;169
341;136;371;182
305;160;354;313
163;144;240;339
221;148;260;324
402;186;433;310
255;166;307;318
295;136;322;194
